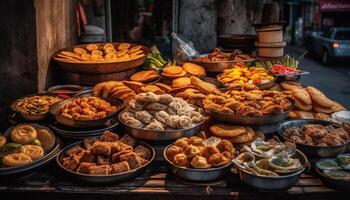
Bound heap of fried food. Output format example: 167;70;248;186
165;136;235;169
0;124;56;168
202;85;293;116
217;62;274;86
62;131;151;175
12;95;61;116
277;81;347;120
119;92;206;131
60;97;117;120
284;124;350;146
161;62;206;79
171;76;220;107
54;43;145;63
192;48;254;62
209;124;264;144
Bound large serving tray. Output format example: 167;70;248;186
52;43;149;74
56;139;155;184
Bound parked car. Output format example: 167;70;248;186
305;27;350;65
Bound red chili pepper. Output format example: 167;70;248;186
270;64;300;75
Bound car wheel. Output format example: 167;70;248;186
322;49;331;65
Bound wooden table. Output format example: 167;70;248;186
0;158;348;200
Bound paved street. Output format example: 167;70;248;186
285;46;350;109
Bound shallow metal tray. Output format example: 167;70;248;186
277;119;349;158
56;139;155;184
163;143;232;182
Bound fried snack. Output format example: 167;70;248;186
134;145;152;160
288;111;299;119
11;124;37;145
89;165;111;175
174;138;188;149
173;153;190;167
130;70;159;83
190;76;219;94
13;95;61;116
111;161;130;173
21;145;44;160
123;81;144;94
294;98;312;111
280;81;302;91
191;155;211;169
91;141;112;156
100;131;119;142
209;124;247;138
306;86;334;108
37;128;55;151
166;145;183;161
218;63;274;86
86;44;99;52
73;47;87;55
331;101;347;112
60;96;117;120
314;113;330;120
292;88;312;105
66;145;85;156
172;77;192;88
3;153;33;167
230;127;255;144
295;110;314;119
312;103;333;114
154;83;172;93
0;136;6;148
183;62;205;77
163;66;183;75
201;146;220;159
141;85;165;94
208;153;230;167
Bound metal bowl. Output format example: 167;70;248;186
49;96;124;128
163;144;232;182
205;99;295;126
118;111;207;141
52;43;149;74
277;119;349;157
315;167;350;190
56;139;155;184
234;149;308;192
190;54;256;72
47;84;86;96
10;93;62;121
0;124;61;176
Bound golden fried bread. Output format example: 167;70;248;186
294;97;312;111
312;103;333;114
306;86;334;108
172;77;192;88
280;81;302;91
229;127;254;144
163;66;183;75
209;124;247;138
288;111;299;119
190;76;219;94
331;101;347;112
162;70;187;79
130;70;158;83
154;83;172;93
183;63;205;77
314;113;330;120
123;81;144;93
141;85;165;94
292;88;312;105
295;111;314;119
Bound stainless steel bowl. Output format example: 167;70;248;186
50;96;124;128
277;119;349;157
234;149;308;192
118;111;207;141
0;124;61;177
163;144;232;182
205;99;295;126
56;140;155;184
315;167;350;190
47;84;86;96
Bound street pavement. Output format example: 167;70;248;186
285;46;350;109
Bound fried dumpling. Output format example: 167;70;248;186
143;120;165;131
201;146;220;159
188;136;204;146
208;153;230;167
120;111;135;122
167;115;180;128
135;111;153;124
184;144;201;159
216;140;235;156
177;105;195;117
178;115;193;129
174;138;189;149
190;155;211;169
154;111;170;124
173;153;190;167
158;94;174;105
190;111;205;123
124;117;143;129
128;99;144;111
136;92;159;103
169;101;182;111
146;102;167;110
166;145;183;161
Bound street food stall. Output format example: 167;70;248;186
0;1;350;200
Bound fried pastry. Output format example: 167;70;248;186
314;113;330;120
134;145;152;160
293;88;312;105
182;62;205;77
77;162;96;174
123;81;144;93
201;146;220;159
91;141;112;156
163;66;183;75
146;102;168;110
96;155;111;165
36;128;55;151
143;120;164;131
154;83;172;93
166;145;183;161
89;165;111;175
184;145;201;158
111;161;130;173
141;85;165;94
210;124;246;138
130;70;158;83
173;153;190;167
119;152;142;169
172;77;192;88
21;145;44;160
295;110;314;119
174;138;188;149
229;127;254;144
3;153;33;167
124;117;144;129
11;124;37;145
135;111;153;124
208;153;230;167
294;97;312;111
331;101;347;112
188;136;205;146
190;76;219;94
306;86;334;108
119;134;136;147
216;140;235;155
100;131;119;142
128;99;144;111
312;103;333;114
191;155;211;169
280;81;302;91
158;94;174;105
154;111;170;124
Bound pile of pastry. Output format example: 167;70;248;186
279;81;347;120
165;136;235;169
208;124;263;145
55;43;145;63
62;131;151;175
203;87;293;116
161;63;206;79
119;92;206;131
171;76;220;107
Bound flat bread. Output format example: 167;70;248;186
306;86;334;108
292;88;312;105
210;124;246;138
